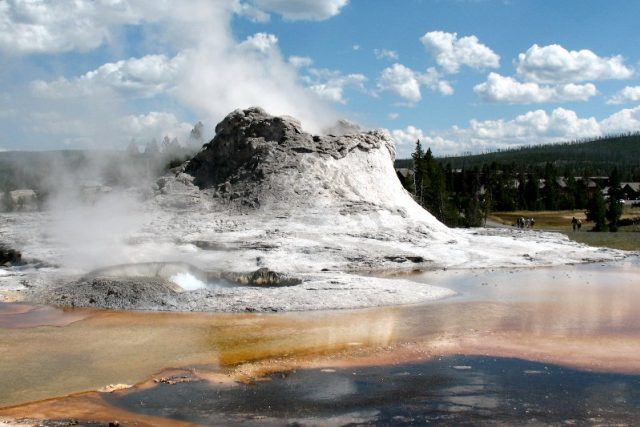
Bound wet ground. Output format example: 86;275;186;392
1;256;640;425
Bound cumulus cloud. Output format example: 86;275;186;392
238;32;279;52
377;64;452;102
378;64;423;102
374;48;399;61
391;106;640;157
303;68;367;104
468;108;601;142
607;86;640;104
31;54;182;98
391;125;459;156
251;0;348;21
0;0;136;54
516;44;634;83
474;72;597;104
420;31;500;74
600;105;640;134
232;0;271;22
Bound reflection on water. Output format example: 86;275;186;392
0;306;398;407
1;257;640;424
101;356;640;425
0;302;88;328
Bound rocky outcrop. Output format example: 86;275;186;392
0;245;22;267
223;268;302;287
41;277;181;310
183;107;397;209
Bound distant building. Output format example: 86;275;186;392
395;168;413;179
621;182;640;200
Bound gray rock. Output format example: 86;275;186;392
223;267;302;287
0;245;22;266
40;277;180;310
183;107;395;208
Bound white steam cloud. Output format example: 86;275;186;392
4;0;340;150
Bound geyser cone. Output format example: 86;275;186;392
183;107;448;231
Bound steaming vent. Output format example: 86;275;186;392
84;262;302;292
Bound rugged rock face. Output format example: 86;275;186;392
0;245;22;267
184;107;400;210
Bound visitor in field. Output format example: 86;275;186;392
571;217;578;231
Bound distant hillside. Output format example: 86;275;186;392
395;133;640;180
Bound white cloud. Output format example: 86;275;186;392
0;0;136;54
468;108;600;141
120;112;193;142
387;112;399;120
378;64;422;102
238;32;279;53
420;31;500;74
474;72;597;104
305;69;367;104
607;86;640;104
421;67;454;96
251;0;348;21
391;125;459;157
394;105;640;157
600;105;640;134
31;54;182;98
516;44;634;83
5;0;341;149
374;48;399;61
289;55;313;68
233;0;271;22
377;64;453;102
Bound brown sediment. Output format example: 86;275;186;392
0;392;199;427
1;261;640;423
0;302;90;329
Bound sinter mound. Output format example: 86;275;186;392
184;107;404;211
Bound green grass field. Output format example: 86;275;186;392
489;207;640;251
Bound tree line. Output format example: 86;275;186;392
400;140;625;231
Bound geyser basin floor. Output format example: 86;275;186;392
1;257;640;424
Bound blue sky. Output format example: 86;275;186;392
1;0;639;157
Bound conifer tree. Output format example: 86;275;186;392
586;189;608;231
607;167;623;231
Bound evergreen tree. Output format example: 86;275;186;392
408;143;460;226
517;172;527;210
542;163;560;210
586;189;608;231
606;167;623;231
523;171;541;210
574;177;589;209
411;140;425;204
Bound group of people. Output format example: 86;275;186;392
571;216;583;231
516;217;535;228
